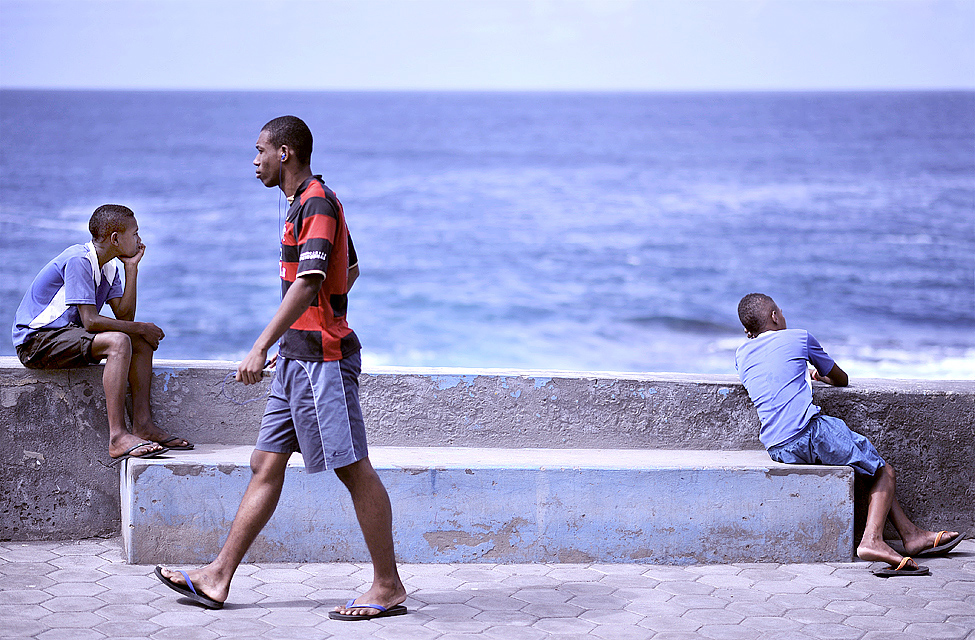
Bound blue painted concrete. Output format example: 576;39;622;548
122;446;853;565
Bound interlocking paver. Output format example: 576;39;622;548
565;592;628;610
520;601;585;618
423;616;492;634
1;537;972;639
782;606;847;625
40;594;107;613
903;621;973;639
698;573;756;589
738;614;803;632
472;608;538;625
0;602;51;620
1;561;58;576
35;628;105;640
1;617;46;638
589;623;655;639
35;610;106;628
0;588;51;604
858;632;927;640
657;579;715;596
824;598;888;616
582;609;646;629
531;616;595;634
511;587;573;604
798;622;864;639
147;625;219;640
93;619;163;637
481;625;549;640
926;599;975;616
637;613;703;632
697;624;763;640
844;614;907;632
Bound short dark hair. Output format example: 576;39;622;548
261;115;313;166
738;293;775;338
89;204;135;241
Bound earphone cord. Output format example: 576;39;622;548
278;153;284;234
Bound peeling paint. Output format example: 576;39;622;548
23;450;45;463
422;517;531;559
169;464;204;477
432;375;477;391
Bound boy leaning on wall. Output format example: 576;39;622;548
734;292;964;577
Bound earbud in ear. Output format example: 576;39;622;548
281;154;286;160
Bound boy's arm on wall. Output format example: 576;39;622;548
812;363;849;387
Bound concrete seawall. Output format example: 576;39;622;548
1;356;972;541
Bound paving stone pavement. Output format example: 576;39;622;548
1;537;973;640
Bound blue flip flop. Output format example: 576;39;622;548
328;599;407;621
154;566;224;609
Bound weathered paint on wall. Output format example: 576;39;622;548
123;446;854;565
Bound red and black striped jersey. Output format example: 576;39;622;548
278;176;360;362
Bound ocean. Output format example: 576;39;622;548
1;90;973;379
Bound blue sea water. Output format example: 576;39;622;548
1;90;973;378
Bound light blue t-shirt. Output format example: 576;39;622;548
735;329;836;449
12;242;124;347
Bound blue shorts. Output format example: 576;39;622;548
256;353;368;473
767;413;885;477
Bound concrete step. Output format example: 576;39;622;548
121;445;853;565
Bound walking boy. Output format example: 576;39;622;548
735;293;964;576
12;204;191;461
155;116;407;619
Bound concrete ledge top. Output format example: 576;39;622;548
3;356;972;393
135;444;848;473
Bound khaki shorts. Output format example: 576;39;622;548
16;326;100;369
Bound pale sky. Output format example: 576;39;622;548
1;0;973;91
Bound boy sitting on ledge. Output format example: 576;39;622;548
735;293;964;577
11;204;192;461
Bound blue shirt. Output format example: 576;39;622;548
735;329;836;448
12;243;124;347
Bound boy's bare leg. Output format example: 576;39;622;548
91;332;162;458
855;464;910;566
158;450;290;604
332;457;407;616
127;335;190;448
856;463;959;565
886;488;960;556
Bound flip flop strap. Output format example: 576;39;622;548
895;557;914;571
119;442;154;457
934;531;946;547
179;570;199;596
344;599;387;612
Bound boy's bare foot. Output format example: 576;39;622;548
857;539;908;567
903;530;963;557
132;421;192;449
108;433;165;459
331;582;408;618
156;566;229;606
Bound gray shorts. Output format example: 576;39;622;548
255;353;368;473
767;413;886;477
16;326;99;369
